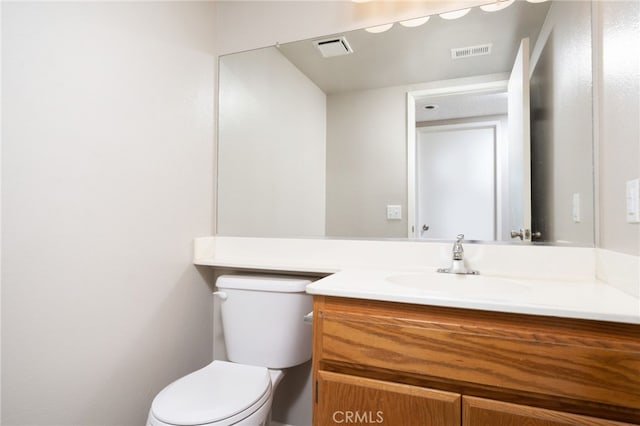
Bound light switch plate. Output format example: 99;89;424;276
387;205;402;220
572;193;581;223
626;178;640;223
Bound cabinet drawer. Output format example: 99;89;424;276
315;297;640;410
462;396;638;426
316;370;460;426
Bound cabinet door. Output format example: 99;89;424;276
463;396;638;426
315;370;460;426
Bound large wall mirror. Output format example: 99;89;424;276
217;0;597;246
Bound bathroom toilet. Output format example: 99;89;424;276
147;275;313;426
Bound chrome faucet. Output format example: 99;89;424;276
437;234;479;275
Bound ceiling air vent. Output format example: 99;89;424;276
314;36;354;58
451;43;492;59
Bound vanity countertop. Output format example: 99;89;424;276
195;237;639;324
305;268;640;324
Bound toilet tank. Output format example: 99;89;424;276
216;275;313;369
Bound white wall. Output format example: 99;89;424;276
596;0;640;256
217;47;326;237
2;2;216;425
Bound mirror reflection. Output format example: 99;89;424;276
217;0;595;246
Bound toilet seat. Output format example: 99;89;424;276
149;360;271;426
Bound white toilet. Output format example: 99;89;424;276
147;275;313;426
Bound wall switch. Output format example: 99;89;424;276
386;205;402;220
572;192;581;223
626;178;640;223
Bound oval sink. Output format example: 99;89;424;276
385;273;529;301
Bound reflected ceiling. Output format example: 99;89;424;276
277;1;551;94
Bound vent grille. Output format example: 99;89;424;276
314;36;353;58
451;43;492;59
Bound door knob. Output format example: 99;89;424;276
510;229;541;240
510;229;530;240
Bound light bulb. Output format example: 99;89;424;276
439;8;471;20
480;0;515;12
365;23;394;34
399;16;430;28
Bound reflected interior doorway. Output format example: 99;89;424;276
416;122;497;241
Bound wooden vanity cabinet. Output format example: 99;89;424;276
312;296;640;426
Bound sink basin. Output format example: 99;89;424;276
386;273;529;301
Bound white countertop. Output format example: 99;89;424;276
195;236;640;325
306;268;640;324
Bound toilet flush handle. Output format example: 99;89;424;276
303;311;313;325
213;291;227;301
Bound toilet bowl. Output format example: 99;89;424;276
148;361;285;426
147;275;312;426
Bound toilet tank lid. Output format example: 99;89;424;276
216;275;311;292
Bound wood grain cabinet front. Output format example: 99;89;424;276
317;370;460;426
312;296;640;426
463;396;637;426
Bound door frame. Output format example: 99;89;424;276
406;80;508;238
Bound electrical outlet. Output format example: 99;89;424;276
386;205;402;220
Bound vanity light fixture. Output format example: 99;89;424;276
439;8;471;20
365;23;394;34
480;0;515;12
399;16;430;28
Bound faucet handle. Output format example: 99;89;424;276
452;234;464;260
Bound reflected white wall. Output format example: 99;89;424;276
530;0;594;246
218;47;326;237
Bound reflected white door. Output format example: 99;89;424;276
416;124;496;240
507;38;532;241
